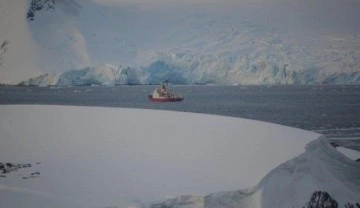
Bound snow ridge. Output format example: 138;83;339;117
150;137;360;208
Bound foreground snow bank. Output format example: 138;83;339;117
0;105;319;207
152;138;360;208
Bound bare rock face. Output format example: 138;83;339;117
0;40;9;69
303;191;360;208
27;0;55;21
303;191;338;208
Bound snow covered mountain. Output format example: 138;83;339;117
1;0;360;85
150;138;360;208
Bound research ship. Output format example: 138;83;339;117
148;83;184;102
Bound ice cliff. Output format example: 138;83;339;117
18;65;141;86
19;62;360;86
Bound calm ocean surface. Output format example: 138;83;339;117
1;85;360;138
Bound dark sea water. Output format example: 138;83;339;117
1;85;360;139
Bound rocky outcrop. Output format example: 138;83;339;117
0;162;32;174
303;191;338;208
0;162;40;179
303;191;360;208
0;40;9;69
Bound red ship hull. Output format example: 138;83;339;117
148;95;184;102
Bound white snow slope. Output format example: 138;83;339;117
0;105;320;208
153;138;360;208
1;0;360;85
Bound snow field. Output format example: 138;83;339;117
0;105;319;207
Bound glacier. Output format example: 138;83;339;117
18;61;360;86
18;65;142;86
